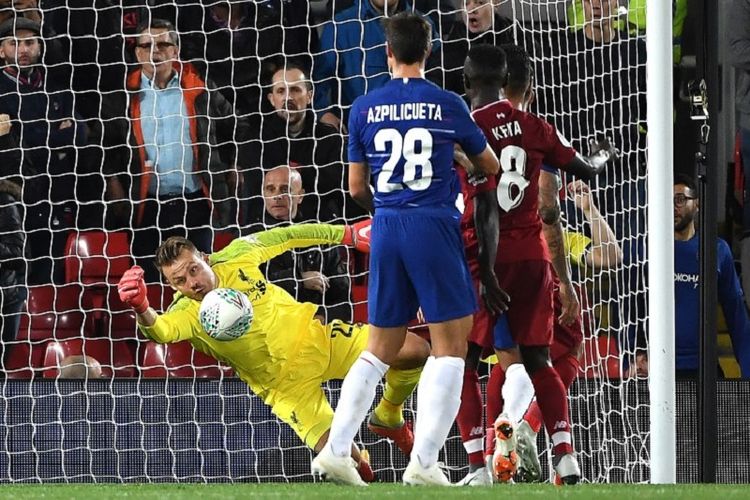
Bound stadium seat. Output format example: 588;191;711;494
4;341;49;379
212;230;235;252
351;284;368;324
146;284;175;313
139;341;233;378
42;338;138;378
64;231;132;286
16;285;85;341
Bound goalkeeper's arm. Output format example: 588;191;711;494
561;138;619;180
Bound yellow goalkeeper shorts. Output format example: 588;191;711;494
269;319;369;449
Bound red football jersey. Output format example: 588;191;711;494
464;99;576;263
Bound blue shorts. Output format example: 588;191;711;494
493;313;516;350
368;209;478;328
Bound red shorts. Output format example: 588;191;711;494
496;260;554;347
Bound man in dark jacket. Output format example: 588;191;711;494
0;166;26;368
242;60;364;224
103;18;248;282
0;17;87;284
249;166;351;323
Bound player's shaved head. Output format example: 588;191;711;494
464;44;508;90
384;12;431;65
501;44;533;96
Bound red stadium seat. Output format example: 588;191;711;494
42;338;137;378
146;285;175;313
4;341;49;379
16;285;84;341
212;230;235;252
64;231;132;286
139;341;233;378
351;284;368;324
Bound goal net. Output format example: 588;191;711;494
0;0;658;484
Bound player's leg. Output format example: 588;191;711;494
273;384;371;485
318;214;418;483
456;342;490;485
505;260;579;484
369;332;429;455
403;214;478;485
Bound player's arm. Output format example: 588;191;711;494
349;161;373;213
214;223;370;268
559;138;618;180
473;188;510;315
717;240;750;377
117;266;198;343
467;145;500;177
567;180;623;269
539;170;579;326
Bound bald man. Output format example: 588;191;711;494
250;166;352;322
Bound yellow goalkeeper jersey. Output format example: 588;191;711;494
564;230;591;269
138;224;346;399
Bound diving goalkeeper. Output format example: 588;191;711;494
117;223;427;482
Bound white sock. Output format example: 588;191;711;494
412;356;464;468
328;351;389;457
502;363;535;424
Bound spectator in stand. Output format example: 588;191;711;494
313;0;440;130
58;355;103;379
0;133;25;369
433;0;514;96
179;1;315;126
103;18;248;283
0;17;87;285
242;60;362;224
633;175;750;379
728;0;750;310
250;166;351;323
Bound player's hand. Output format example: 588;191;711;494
342;219;372;253
480;271;510;316
117;265;149;314
567;180;593;212
0;114;11;136
557;282;580;327
586;137;620;174
300;271;329;294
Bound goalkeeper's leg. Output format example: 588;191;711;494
369;332;428;456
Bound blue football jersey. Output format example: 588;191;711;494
348;78;488;210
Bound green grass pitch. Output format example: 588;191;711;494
2;483;748;500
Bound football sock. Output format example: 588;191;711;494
523;401;543;434
530;365;573;458
456;368;485;467
372;366;421;428
328;350;389;457
412;356;464;468
502;362;535;424
554;353;580;390
484;363;506;459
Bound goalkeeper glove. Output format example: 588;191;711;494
341;219;372;253
117;265;149;314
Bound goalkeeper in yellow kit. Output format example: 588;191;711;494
117;222;428;482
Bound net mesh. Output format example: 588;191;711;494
0;0;655;483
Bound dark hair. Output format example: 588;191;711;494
155;236;198;270
674;173;697;192
464;44;508;89
135;18;179;46
383;12;431;65
501;44;533;95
